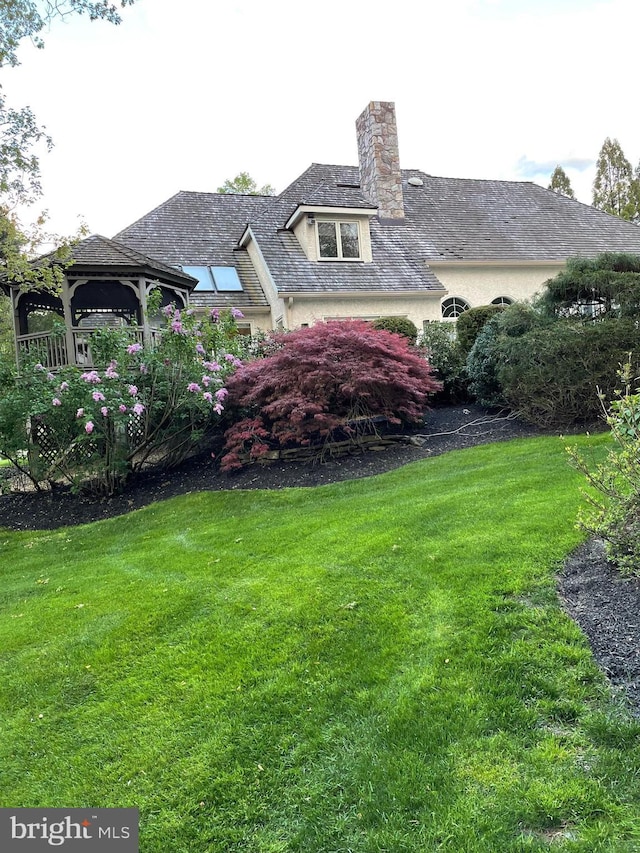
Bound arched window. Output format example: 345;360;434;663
441;296;470;319
491;296;513;307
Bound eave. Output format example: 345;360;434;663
284;204;378;230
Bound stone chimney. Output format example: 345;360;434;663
356;100;405;222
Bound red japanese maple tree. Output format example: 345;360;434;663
220;320;440;471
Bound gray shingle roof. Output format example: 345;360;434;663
401;171;640;261
248;164;444;295
110;165;640;306
113;192;270;309
37;234;197;286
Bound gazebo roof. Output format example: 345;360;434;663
34;234;198;288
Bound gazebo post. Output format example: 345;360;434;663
139;277;151;346
60;275;76;366
10;289;20;371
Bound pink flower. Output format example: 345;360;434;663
105;361;119;379
214;403;224;415
76;408;84;418
187;382;201;393
171;320;184;334
101;406;109;416
127;343;143;355
132;402;145;416
139;363;148;374
35;363;45;372
162;304;174;316
81;370;101;384
215;388;228;402
47;372;55;381
92;391;106;402
231;308;244;319
128;384;138;396
59;381;69;391
119;404;127;413
210;309;220;322
203;361;220;372
196;343;205;355
52;397;62;407
202;375;211;387
203;391;213;403
85;421;94;434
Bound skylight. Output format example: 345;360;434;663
211;266;243;291
181;265;243;292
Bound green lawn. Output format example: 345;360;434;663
1;433;639;852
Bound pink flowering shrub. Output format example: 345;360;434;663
221;320;441;471
0;303;247;495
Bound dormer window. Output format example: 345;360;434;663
317;221;361;260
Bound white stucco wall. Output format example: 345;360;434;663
428;261;565;315
285;293;442;329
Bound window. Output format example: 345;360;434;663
491;296;513;307
182;265;243;292
317;221;360;260
441;297;470;319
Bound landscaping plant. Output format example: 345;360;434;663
371;315;419;343
466;298;640;427
570;358;640;575
455;303;504;356
221;320;440;470
0;301;246;495
417;321;468;402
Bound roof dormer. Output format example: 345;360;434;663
285;205;376;263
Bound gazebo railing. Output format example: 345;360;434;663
17;326;164;370
17;331;70;369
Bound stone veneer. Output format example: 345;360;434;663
356;101;405;221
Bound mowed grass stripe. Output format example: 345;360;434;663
2;432;639;852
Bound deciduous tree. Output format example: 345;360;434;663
217;172;275;196
592;137;637;220
221;320;441;470
548;165;576;199
0;1;135;288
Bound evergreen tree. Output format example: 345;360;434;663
592;137;637;220
548;165;576;199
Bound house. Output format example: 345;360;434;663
112;100;640;335
6;100;640;367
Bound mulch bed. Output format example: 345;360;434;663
2;402;639;714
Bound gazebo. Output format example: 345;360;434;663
2;235;197;369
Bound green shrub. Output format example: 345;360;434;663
499;319;640;427
0;305;246;495
468;299;640;426
466;303;542;407
371;316;418;343
456;304;504;355
418;322;468;402
570;360;640;575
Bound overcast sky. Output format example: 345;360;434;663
3;0;640;241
